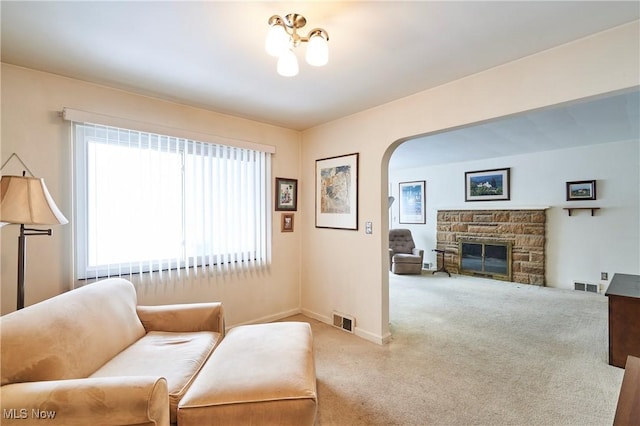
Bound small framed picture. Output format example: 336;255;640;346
275;177;297;211
465;168;510;202
399;180;426;224
281;213;294;232
566;180;596;201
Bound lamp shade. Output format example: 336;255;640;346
388;196;395;209
0;175;68;225
265;24;289;57
306;33;329;67
277;48;299;77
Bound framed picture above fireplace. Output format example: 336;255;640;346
465;168;510;202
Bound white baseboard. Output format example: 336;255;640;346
227;307;392;346
227;307;302;330
301;308;389;345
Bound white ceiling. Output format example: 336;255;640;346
390;89;640;169
2;1;639;167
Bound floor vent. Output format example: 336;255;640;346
574;281;599;293
332;312;355;333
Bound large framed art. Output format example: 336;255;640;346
465;168;510;202
315;153;359;230
399;180;426;224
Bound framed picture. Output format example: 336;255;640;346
315;153;359;230
465;168;510;202
566;180;596;201
399;180;426;224
281;213;294;232
275;177;297;211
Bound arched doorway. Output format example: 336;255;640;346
381;89;639;340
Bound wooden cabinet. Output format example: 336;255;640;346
605;274;640;368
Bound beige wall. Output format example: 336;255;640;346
0;64;302;326
300;21;640;343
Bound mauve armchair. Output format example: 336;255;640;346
389;229;424;275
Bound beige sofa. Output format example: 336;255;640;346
0;278;317;426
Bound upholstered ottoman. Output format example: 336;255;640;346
177;321;317;426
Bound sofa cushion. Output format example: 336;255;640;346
178;322;317;426
1;278;145;386
392;253;422;264
90;330;221;424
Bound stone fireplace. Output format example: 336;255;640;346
436;209;546;285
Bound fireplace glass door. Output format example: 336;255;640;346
459;240;512;281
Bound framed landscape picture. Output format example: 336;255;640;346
275;177;297;211
465;168;510;201
399;180;426;224
566;180;596;201
315;153;359;230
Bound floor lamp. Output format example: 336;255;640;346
1;161;68;310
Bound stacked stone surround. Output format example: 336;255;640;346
436;209;547;286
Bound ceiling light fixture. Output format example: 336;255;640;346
266;13;329;77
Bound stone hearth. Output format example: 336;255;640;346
436;209;546;286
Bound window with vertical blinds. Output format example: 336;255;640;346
73;122;272;282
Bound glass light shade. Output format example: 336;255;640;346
277;49;299;77
305;33;328;67
0;175;68;225
265;25;289;57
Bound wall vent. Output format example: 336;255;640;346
574;281;598;293
332;311;355;333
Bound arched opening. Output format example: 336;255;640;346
381;88;639;338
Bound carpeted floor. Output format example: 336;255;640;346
290;273;625;426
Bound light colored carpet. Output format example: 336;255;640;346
290;273;625;425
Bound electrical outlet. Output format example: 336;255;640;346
601;272;608;281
